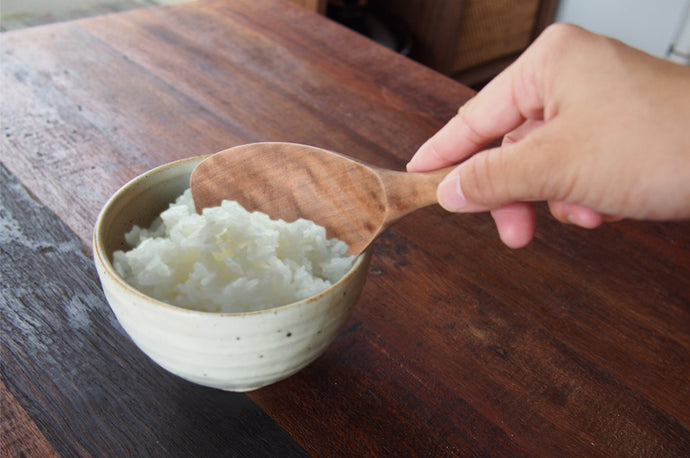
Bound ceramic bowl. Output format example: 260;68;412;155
93;156;372;392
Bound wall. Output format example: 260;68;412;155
554;0;690;59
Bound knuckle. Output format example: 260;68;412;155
463;151;499;206
540;22;581;44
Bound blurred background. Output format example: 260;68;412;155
2;0;689;88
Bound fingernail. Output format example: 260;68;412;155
406;142;427;171
437;173;467;211
567;210;601;228
405;155;419;171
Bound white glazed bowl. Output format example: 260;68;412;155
93;156;372;392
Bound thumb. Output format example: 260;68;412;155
436;135;554;213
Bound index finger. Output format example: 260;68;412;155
406;45;546;172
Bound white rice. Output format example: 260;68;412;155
113;189;354;313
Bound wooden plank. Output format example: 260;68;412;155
0;164;308;456
288;0;327;14
255;219;690;456
0;380;59;458
0;0;472;245
1;0;689;455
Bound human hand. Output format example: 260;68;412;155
407;23;690;248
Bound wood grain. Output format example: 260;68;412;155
0;163;308;456
1;380;58;458
1;0;689;455
288;0;327;14
0;0;469;245
191;142;451;254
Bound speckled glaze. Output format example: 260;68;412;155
93;156;372;392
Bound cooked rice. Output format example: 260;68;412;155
113;189;354;313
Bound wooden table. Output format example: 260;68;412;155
2;0;689;455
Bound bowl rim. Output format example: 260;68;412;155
93;155;371;318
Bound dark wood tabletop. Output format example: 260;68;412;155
2;0;689;455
